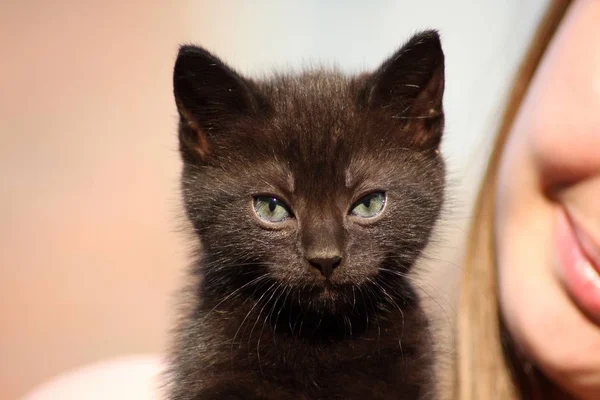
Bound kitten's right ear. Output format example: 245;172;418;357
366;30;445;151
173;45;260;161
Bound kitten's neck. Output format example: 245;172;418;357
199;290;430;365
189;296;433;398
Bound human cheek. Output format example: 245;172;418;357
528;117;600;193
524;23;600;192
495;131;560;366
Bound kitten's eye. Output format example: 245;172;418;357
253;196;292;223
350;192;386;219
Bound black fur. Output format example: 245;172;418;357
168;30;446;400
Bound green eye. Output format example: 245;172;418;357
350;192;386;218
253;196;292;223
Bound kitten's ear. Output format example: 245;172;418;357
367;30;445;150
173;45;261;161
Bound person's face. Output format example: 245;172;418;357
495;1;600;398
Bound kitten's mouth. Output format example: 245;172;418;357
314;283;343;300
299;281;371;310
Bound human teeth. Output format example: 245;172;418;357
582;260;600;286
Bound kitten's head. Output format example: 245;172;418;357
174;31;445;319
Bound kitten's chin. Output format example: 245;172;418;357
270;281;380;339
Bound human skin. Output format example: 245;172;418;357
495;0;600;399
22;355;163;400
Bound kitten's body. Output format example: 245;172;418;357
168;32;446;400
173;284;431;399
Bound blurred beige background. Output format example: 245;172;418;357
1;2;195;398
0;1;547;398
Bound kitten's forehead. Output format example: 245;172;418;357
259;72;361;139
260;72;359;112
249;72;411;196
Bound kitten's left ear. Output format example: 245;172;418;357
173;45;263;162
368;30;445;150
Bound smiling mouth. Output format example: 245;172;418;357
555;206;600;324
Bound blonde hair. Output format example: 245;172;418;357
455;1;572;399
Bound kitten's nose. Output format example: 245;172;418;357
307;255;342;279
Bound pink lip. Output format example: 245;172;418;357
555;207;600;323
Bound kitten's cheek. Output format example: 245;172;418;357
269;261;316;283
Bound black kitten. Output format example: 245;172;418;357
168;30;446;400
